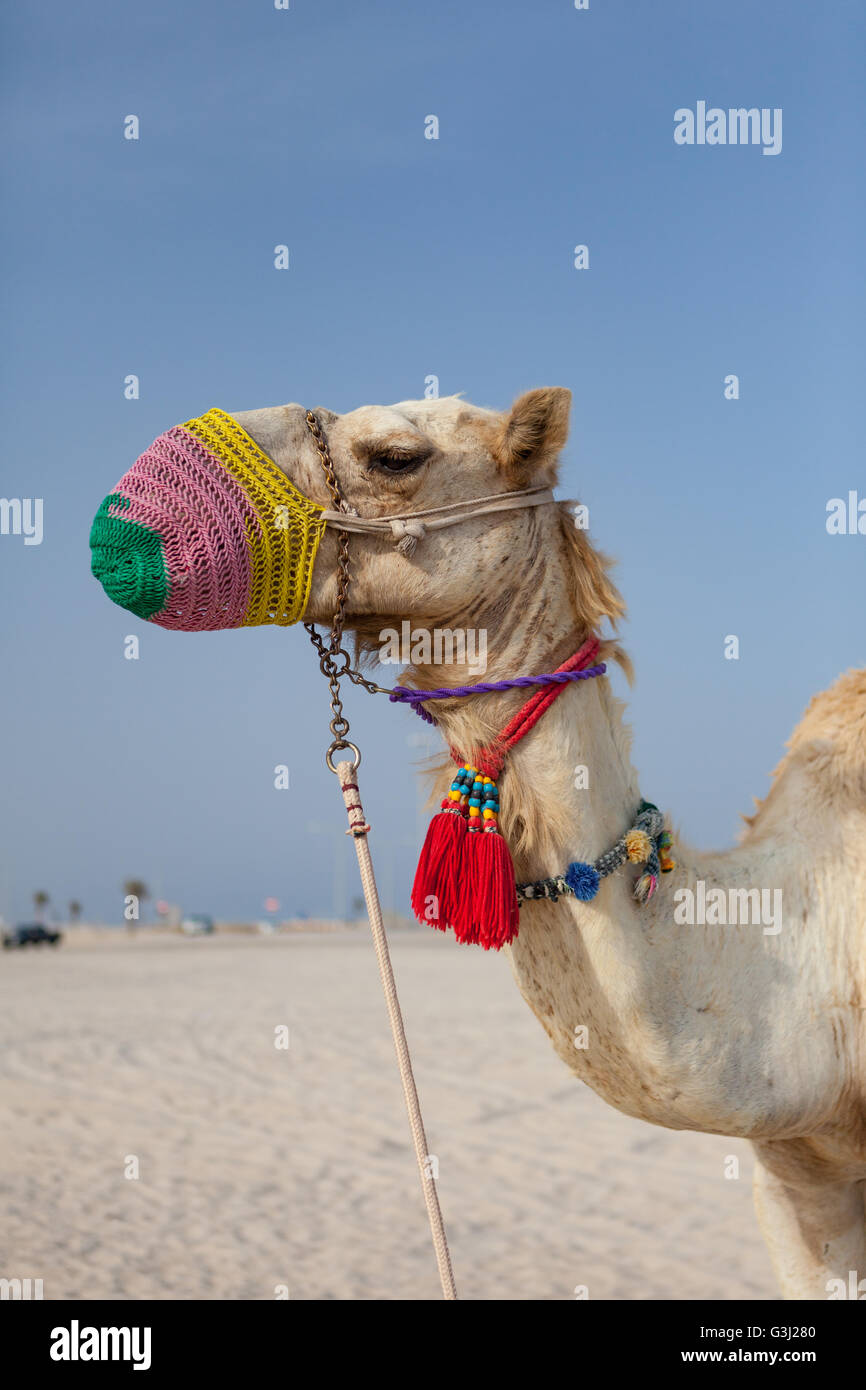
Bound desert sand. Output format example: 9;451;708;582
0;930;776;1300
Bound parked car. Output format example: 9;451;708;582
180;914;215;936
2;923;63;949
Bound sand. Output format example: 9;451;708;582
0;930;776;1300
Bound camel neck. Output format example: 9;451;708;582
403;546;600;785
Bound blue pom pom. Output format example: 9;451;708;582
565;861;600;901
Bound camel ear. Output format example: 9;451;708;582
495;387;571;483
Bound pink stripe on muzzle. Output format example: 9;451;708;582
112;427;259;630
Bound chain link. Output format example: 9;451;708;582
303;411;389;768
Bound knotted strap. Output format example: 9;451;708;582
319;485;555;548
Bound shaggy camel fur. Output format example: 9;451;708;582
234;388;866;1300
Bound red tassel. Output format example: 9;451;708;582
453;827;519;950
410;801;466;933
452;832;481;946
480;830;520;949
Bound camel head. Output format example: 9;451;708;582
90;388;625;684
237;389;571;632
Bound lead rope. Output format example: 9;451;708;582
303;410;458;1301
335;760;458;1300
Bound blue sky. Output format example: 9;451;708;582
1;0;863;923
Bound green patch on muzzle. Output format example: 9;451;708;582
89;494;169;621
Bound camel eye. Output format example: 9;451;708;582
369;451;427;475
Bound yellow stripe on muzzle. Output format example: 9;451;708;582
182;408;326;627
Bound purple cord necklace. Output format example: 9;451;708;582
389;658;607;725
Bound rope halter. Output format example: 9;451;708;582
317;482;556;557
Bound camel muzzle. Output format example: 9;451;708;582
89;408;327;630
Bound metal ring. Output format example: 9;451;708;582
325;740;361;774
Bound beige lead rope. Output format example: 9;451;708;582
335;759;458;1301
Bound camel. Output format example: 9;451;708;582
215;390;866;1296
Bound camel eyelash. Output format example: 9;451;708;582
366;449;431;474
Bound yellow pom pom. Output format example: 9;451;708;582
625;829;652;863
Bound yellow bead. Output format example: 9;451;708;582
482;808;495;819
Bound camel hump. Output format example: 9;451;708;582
782;668;866;799
744;669;866;830
790;668;866;763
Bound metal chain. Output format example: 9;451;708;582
302;410;388;769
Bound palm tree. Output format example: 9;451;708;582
68;900;82;923
33;890;50;922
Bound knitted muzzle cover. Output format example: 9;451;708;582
89;409;326;630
